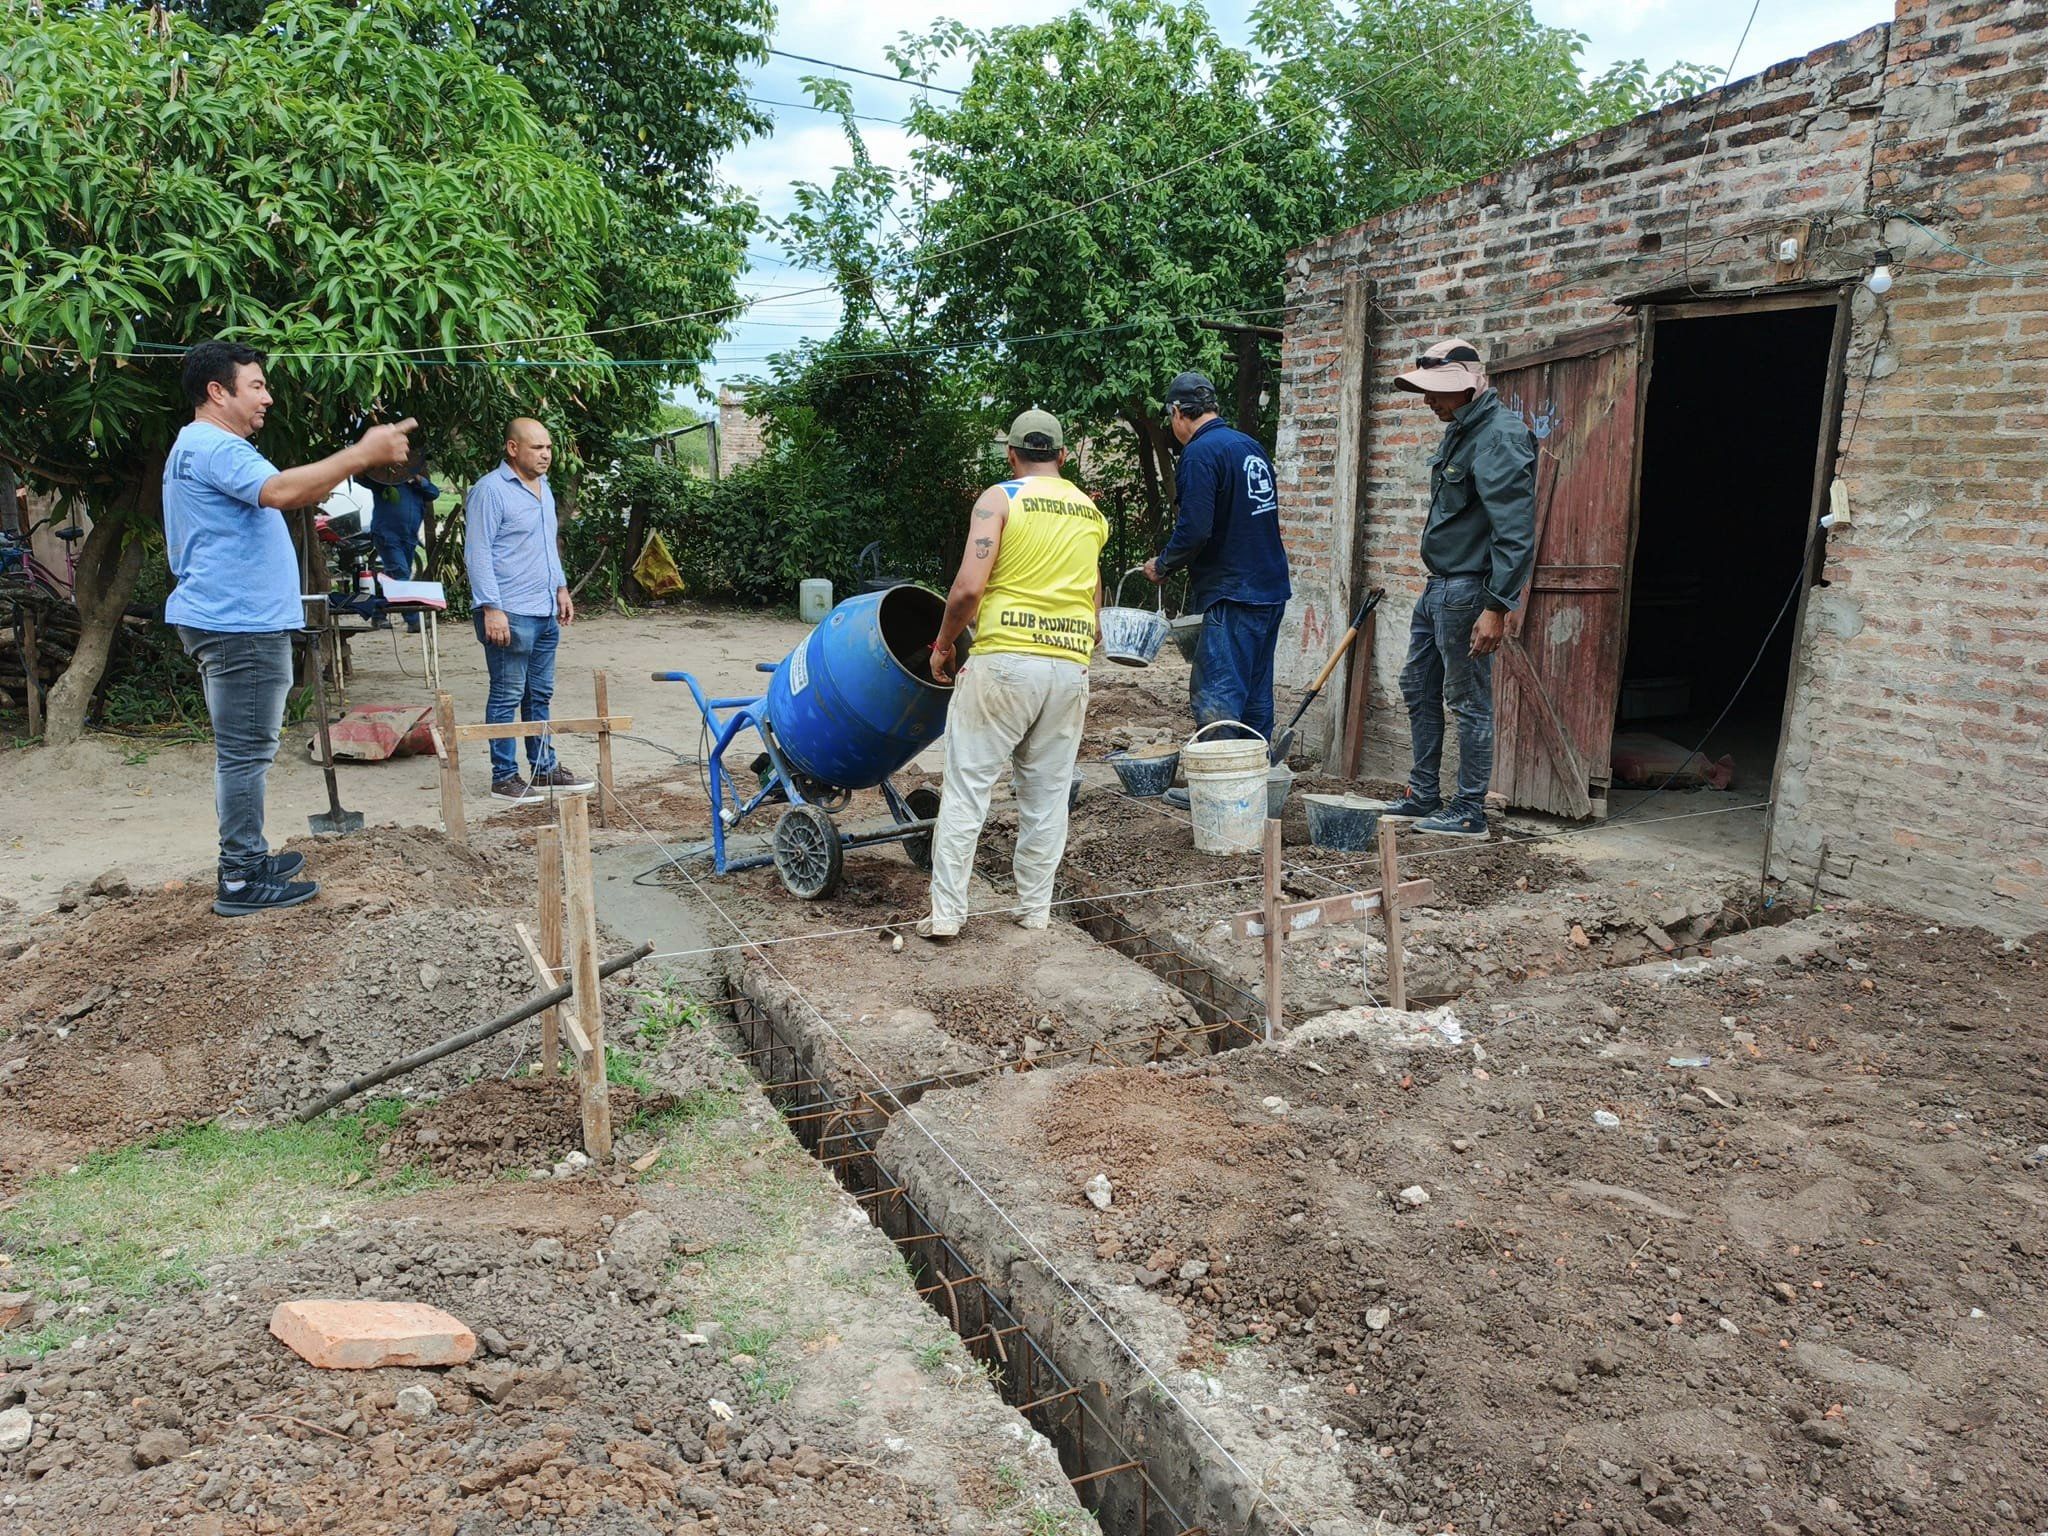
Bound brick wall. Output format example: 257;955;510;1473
716;389;767;477
1277;0;2048;933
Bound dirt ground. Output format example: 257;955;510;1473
887;910;2048;1536
0;606;815;913
0;826;641;1189
7;606;2046;1536
1;1081;1085;1536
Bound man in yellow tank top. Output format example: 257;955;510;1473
921;410;1108;939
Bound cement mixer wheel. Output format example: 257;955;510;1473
772;803;843;900
901;786;942;872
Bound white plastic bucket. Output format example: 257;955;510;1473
798;578;834;624
1182;720;1269;854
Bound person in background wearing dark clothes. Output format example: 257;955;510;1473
1381;339;1537;840
369;468;440;632
1142;372;1291;807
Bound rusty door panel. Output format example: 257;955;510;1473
1490;338;1640;819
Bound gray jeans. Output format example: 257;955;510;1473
177;627;294;881
1399;575;1495;815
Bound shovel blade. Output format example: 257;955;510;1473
309;809;366;836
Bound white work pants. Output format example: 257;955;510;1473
927;651;1089;932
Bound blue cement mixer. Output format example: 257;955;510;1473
653;584;959;899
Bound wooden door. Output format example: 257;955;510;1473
1489;326;1641;818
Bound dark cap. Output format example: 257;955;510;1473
1164;372;1219;413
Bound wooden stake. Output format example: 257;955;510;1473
1262;817;1283;1043
558;794;612;1161
537;825;564;1075
1378;819;1407;1012
594;668;615;829
434;691;467;845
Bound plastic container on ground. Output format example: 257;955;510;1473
1182;720;1269;854
1303;793;1382;852
797;578;834;624
1106;749;1179;798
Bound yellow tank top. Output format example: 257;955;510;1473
976;475;1109;664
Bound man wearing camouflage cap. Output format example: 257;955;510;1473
1380;339;1536;840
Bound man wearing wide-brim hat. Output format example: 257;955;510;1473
1379;339;1536;840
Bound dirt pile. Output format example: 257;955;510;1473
379;1078;678;1181
0;827;606;1188
0;1189;938;1536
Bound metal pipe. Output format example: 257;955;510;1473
295;942;652;1121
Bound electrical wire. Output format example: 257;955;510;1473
766;48;964;96
7;0;1522;367
1677;0;1767;297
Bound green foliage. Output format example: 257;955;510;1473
0;1111;425;1357
0;0;623;483
1252;0;1715;221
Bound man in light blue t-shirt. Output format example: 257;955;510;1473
164;340;416;916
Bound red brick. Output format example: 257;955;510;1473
270;1300;478;1370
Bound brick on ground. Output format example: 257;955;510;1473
269;1299;478;1369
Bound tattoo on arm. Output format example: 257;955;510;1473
973;537;994;558
973;505;996;519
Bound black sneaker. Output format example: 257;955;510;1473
491;776;543;804
1412;807;1489;840
214;875;320;917
266;850;307;880
529;765;596;792
1162;787;1191;810
1377;794;1441;823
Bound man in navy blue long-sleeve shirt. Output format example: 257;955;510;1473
1143;372;1292;750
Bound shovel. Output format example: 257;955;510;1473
306;635;364;835
1268;586;1386;765
297;508;364;836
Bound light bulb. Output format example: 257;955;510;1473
1866;247;1895;296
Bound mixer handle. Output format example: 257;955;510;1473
756;661;778;673
1112;565;1164;612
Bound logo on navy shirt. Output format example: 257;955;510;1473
1244;455;1277;515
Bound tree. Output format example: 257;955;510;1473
803;0;1709;537
0;0;628;743
1251;0;1715;222
897;1;1330;538
116;0;775;461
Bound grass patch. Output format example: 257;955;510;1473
630;981;709;1054
0;1106;424;1358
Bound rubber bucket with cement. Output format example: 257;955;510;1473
1099;567;1169;667
1304;793;1381;852
1105;748;1179;798
1182;720;1269;854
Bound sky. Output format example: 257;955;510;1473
689;0;1896;407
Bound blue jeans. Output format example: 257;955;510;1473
177;627;295;882
1188;599;1286;741
1400;575;1495;816
371;508;422;630
474;611;560;782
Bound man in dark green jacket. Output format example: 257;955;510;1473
1380;339;1537;839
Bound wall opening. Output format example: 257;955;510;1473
1616;305;1836;820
